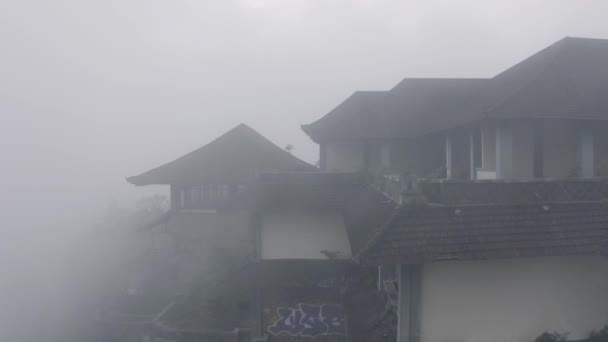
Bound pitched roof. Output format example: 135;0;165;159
303;37;608;143
362;202;608;265
484;36;608;119
127;124;316;186
302;79;487;142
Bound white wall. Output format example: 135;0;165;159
418;256;608;342
325;141;365;172
260;209;352;259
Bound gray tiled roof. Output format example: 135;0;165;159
127;124;316;186
303;37;608;143
363;202;608;264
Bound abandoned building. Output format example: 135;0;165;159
303;36;608;342
119;36;608;342
116;124;392;342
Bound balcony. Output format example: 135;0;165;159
375;175;608;205
172;183;249;211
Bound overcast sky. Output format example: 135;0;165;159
2;0;608;228
3;1;608;340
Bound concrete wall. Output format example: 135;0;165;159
593;121;608;176
262;283;347;341
542;120;579;178
482;120;580;179
260;209;352;260
418;256;608;342
367;141;391;172
447;131;472;180
325;141;365;172
481;123;496;171
390;137;445;178
511;122;535;179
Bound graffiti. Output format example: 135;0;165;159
268;303;346;337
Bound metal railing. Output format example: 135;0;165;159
374;174;608;205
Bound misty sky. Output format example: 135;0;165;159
2;0;608;229
2;1;608;340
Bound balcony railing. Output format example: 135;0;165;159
375;175;608;205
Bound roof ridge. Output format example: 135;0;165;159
399;201;608;210
483;38;568;115
391;77;489;91
127;124;315;186
563;36;608;42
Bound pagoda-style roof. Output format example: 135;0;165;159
303;37;608;143
127;124;316;186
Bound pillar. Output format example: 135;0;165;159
580;128;594;178
496;124;513;179
397;265;421;342
533;120;544;178
469;133;476;180
446;135;453;179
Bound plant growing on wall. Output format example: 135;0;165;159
535;325;608;342
535;332;569;342
595;159;608;178
589;325;608;342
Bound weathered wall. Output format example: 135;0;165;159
481;120;580;179
481;122;496;171
367;141;391;172
481;121;534;179
325;142;365;172
593;121;608;176
511;122;535;179
448;131;472;180
542;120;579;178
418;256;608;342
262;275;347;342
260;209;352;260
390;136;445;178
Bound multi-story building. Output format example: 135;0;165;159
123;124;390;342
303;37;608;342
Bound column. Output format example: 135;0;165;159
496;124;513;179
533;120;544;178
397;265;411;342
446;135;453;179
469;133;476;180
397;265;421;342
580;128;594;178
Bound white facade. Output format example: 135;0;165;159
260;209;352;260
415;256;608;342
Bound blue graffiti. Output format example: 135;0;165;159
321;304;345;335
268;303;346;337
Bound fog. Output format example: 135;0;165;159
1;0;608;340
